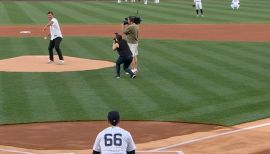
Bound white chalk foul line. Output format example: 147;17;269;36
150;122;270;152
0;148;35;154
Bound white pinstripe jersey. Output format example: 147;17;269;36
93;126;136;154
194;0;202;3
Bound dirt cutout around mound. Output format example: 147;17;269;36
0;56;114;72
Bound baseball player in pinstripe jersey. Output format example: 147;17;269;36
194;0;204;16
93;111;136;154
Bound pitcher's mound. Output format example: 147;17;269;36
0;56;115;72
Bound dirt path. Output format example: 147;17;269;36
1;24;270;42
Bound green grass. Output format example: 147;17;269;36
0;37;270;126
0;0;270;24
0;0;269;126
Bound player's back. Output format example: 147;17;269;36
93;126;136;154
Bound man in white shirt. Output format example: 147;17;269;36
144;0;147;5
93;111;136;154
194;0;204;16
43;11;64;64
154;0;160;4
231;0;240;10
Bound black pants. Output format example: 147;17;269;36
48;37;64;61
116;55;134;77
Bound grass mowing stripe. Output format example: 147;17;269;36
142;42;214;100
63;37;113;60
198;42;270;79
62;2;120;23
42;73;89;120
115;2;181;23
107;78;161;116
15;2;45;24
81;2;133;23
127;77;193;120
248;44;270;58
214;43;270;72
37;2;82;24
91;74;154;118
158;87;270;125
147;41;237;96
156;40;238;95
139;57;202;105
0;73;33;124
1;2;34;24
173;51;241;93
218;100;270;125
22;73;62;121
0;73;5;122
136;5;193;22
0;3;11;24
189;92;270;125
182;42;265;88
45;2;92;24
63;37;97;58
62;2;109;23
142;56;202;104
172;41;258;92
60;72;110;119
78;71;146;120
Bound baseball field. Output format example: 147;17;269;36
0;0;270;153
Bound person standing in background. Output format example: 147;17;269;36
231;0;240;10
194;0;204;16
144;0;148;5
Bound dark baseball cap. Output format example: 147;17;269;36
108;111;120;126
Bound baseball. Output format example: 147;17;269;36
44;36;47;40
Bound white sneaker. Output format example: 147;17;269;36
47;60;54;64
58;60;64;65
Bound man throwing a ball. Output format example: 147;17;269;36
43;11;64;64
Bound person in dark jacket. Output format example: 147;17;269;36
112;34;136;79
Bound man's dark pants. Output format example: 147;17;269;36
116;55;134;77
48;37;64;61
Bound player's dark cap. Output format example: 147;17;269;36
108;111;120;126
